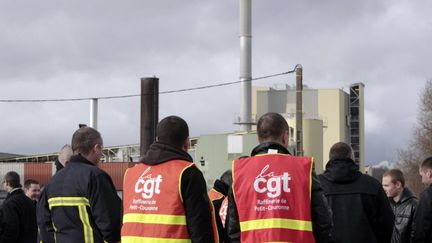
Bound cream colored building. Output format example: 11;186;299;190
191;83;365;187
252;83;365;172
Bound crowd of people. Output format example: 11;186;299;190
0;112;431;242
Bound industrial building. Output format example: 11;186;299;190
191;82;365;187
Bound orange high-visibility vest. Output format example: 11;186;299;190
208;188;225;202
121;160;218;243
233;153;315;243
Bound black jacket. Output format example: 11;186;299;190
210;179;229;243
0;188;37;243
319;159;395;243
226;142;334;243
411;185;432;243
141;142;217;243
37;154;122;243
390;187;417;243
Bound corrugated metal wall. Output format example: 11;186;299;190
24;163;55;186
0;162;137;190
0;163;24;186
98;163;136;190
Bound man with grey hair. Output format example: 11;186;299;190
54;144;73;172
37;127;121;243
319;142;394;243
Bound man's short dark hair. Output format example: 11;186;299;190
220;170;233;187
157;116;189;149
329;142;353;161
421;156;432;170
24;179;40;189
383;169;405;187
4;171;21;188
71;127;102;155
257;112;289;142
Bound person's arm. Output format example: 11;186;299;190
411;189;432;242
36;189;55;243
88;172;122;243
226;186;241;243
373;186;395;243
0;200;19;242
311;171;334;243
181;166;217;243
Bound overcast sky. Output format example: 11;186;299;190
0;1;431;165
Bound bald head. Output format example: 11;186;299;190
58;144;73;167
329;142;354;161
257;112;289;145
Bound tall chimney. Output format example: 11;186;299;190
239;0;252;131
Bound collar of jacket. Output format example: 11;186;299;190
141;142;193;165
395;187;417;204
250;142;290;156
6;188;23;198
322;158;361;183
69;154;96;166
213;179;229;196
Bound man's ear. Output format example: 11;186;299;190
182;137;190;152
395;180;402;189
281;130;289;147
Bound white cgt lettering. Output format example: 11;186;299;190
134;167;163;199
253;164;291;198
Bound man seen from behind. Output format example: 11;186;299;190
227;112;333;243
121;115;218;242
319;142;394;243
37;127;122;243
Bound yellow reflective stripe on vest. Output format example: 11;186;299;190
123;213;187;225
47;197;90;209
240;218;313;232
122;236;191;243
48;197;94;243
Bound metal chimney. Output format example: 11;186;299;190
140;77;159;157
239;0;252;131
90;98;98;130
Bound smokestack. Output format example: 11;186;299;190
239;0;252;131
90;98;98;130
295;65;303;156
140;77;159;157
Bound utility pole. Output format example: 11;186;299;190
295;65;303;156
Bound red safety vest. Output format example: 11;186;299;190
219;197;228;228
121;160;195;242
233;153;315;243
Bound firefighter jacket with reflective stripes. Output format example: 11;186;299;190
121;160;219;243
37;154;122;243
232;153;315;243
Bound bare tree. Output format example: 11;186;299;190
397;80;432;195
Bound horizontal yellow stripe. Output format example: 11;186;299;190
122;236;191;243
48;197;90;209
240;218;312;232
123;213;187;225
